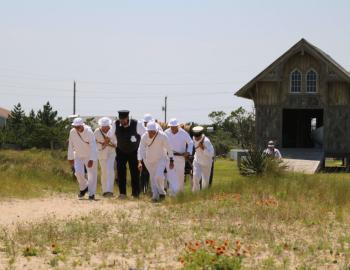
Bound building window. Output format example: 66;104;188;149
290;69;302;93
306;69;317;93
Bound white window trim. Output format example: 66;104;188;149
289;68;302;94
306;68;318;94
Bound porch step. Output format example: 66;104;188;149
281;148;324;174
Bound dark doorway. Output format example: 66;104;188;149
282;109;323;148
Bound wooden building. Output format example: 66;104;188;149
0;107;10;128
235;39;350;159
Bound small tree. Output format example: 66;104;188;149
22;109;39;148
208;111;226;128
34;102;70;149
0;127;6;147
37;102;58;127
6;103;26;147
84;117;96;129
208;107;256;155
226;107;255;148
208;129;235;156
3;102;71;149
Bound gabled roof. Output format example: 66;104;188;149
0;107;10;119
235;38;350;99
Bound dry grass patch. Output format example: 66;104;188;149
2;196;350;269
1;154;350;269
0;149;76;199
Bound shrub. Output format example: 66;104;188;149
23;246;38;257
239;147;287;176
179;240;242;270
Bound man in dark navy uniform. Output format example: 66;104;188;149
108;110;143;198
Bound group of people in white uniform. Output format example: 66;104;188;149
67;110;215;202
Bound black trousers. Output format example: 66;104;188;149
209;159;215;187
140;160;150;193
116;149;140;197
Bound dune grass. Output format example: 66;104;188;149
176;158;350;211
2;150;350;268
3;148;350;208
0;149;77;198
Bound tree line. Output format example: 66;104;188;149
0;102;255;154
207;107;255;155
0;102;69;149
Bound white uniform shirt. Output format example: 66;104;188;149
68;125;98;161
263;148;282;159
193;135;215;166
94;127;117;160
139;121;163;136
165;128;193;154
138;131;174;163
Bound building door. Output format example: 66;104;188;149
282;109;323;148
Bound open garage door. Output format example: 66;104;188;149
282;109;323;148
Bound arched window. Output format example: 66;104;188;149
306;69;317;93
290;69;302;93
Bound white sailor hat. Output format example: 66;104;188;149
98;117;112;127
143;113;153;123
72;117;84;126
268;140;275;147
146;121;157;131
192;126;204;136
168;118;179;127
68;114;79;119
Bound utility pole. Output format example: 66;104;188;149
73;80;76;115
162;96;167;123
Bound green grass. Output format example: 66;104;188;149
325;158;344;167
0;149;77;198
2;148;350;214
177;158;350;211
2;150;350;268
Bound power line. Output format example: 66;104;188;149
0;68;244;87
0;83;71;91
77;80;241;86
0;67;73;82
0;64;252;81
0;78;242;88
0;82;235;96
0;90;234;99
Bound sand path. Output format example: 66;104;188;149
0;194;142;228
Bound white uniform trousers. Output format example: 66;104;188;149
166;156;185;195
98;157;115;194
145;159;167;200
74;157;98;196
192;160;212;192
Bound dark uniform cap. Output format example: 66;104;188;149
118;110;130;119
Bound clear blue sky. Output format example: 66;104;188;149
1;0;349;124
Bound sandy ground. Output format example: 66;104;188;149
0;195;164;270
0;195;141;228
1;195;348;269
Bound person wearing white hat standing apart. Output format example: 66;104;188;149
68;118;98;200
138;122;174;202
95;117;117;197
165;118;193;195
263;140;282;159
192;126;215;192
